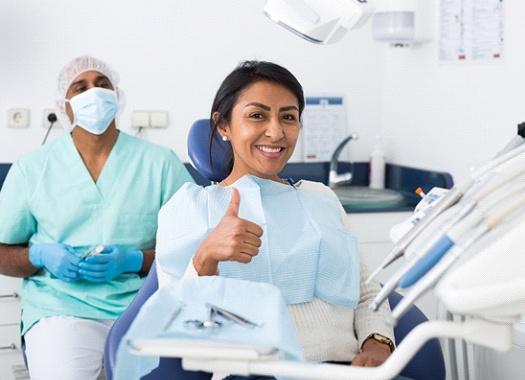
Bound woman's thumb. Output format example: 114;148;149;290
225;187;240;216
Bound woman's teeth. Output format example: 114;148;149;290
258;146;282;153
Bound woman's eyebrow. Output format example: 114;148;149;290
244;103;299;112
244;102;270;111
280;105;299;112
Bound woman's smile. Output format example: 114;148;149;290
218;80;301;182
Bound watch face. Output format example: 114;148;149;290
374;333;390;342
372;334;394;351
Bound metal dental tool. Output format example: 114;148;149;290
207;303;262;328
163;302;186;331
184;305;222;331
398;175;525;289
388;224;487;326
367;142;525;284
370;168;525;311
82;245;104;259
369;202;470;312
494;122;525;158
390;194;525;325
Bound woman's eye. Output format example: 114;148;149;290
250;113;264;119
283;114;297;121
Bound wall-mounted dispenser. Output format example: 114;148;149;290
371;0;434;47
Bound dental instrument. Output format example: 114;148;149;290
494;121;525;158
184;306;222;331
369;155;525;311
413;186;449;213
208;303;262;328
367;141;525;283
390;193;525;324
163;303;186;331
82;245;104;259
398;177;525;288
369;202;473;312
184;303;262;331
389;187;449;244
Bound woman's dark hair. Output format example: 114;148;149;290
209;60;305;176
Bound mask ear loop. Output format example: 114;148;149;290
63;98;77;130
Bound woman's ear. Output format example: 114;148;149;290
213;112;229;139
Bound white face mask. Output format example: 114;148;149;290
67;87;119;135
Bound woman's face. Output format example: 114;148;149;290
218;80;301;182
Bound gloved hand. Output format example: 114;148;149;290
78;245;143;282
29;243;81;282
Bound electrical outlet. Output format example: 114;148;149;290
131;109;169;128
150;110;168;128
7;108;30;128
42;108;62;129
131;110;150;128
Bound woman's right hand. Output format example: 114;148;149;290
193;187;263;276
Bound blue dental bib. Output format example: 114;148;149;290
157;175;360;308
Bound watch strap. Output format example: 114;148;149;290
363;332;395;352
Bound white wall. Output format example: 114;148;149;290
379;1;525;181
1;1;524;183
0;0;385;164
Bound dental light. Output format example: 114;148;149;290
263;0;375;44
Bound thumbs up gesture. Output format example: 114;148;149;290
193;187;264;276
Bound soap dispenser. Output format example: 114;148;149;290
369;138;386;189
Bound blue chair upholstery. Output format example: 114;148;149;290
388;291;446;380
104;118;445;380
187;119;230;183
103;264;212;380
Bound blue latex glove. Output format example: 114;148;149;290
79;245;143;282
29;243;81;282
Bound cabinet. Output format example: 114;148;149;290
346;211;439;320
0;275;28;379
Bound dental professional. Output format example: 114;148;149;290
155;61;405;379
0;55;194;379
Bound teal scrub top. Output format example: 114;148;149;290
0;131;194;335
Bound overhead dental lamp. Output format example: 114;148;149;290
263;0;375;44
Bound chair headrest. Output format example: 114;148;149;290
187;119;230;183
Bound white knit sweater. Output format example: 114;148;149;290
156;180;394;362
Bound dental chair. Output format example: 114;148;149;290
103;119;445;380
103;262;212;380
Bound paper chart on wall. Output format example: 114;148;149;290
301;97;347;162
439;0;505;62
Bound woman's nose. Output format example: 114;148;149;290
265;118;284;140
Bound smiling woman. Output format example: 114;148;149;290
215;80;301;184
151;60;405;380
208;61;305;181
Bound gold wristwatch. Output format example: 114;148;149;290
363;333;395;352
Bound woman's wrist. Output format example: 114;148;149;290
361;333;394;353
192;253;219;276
